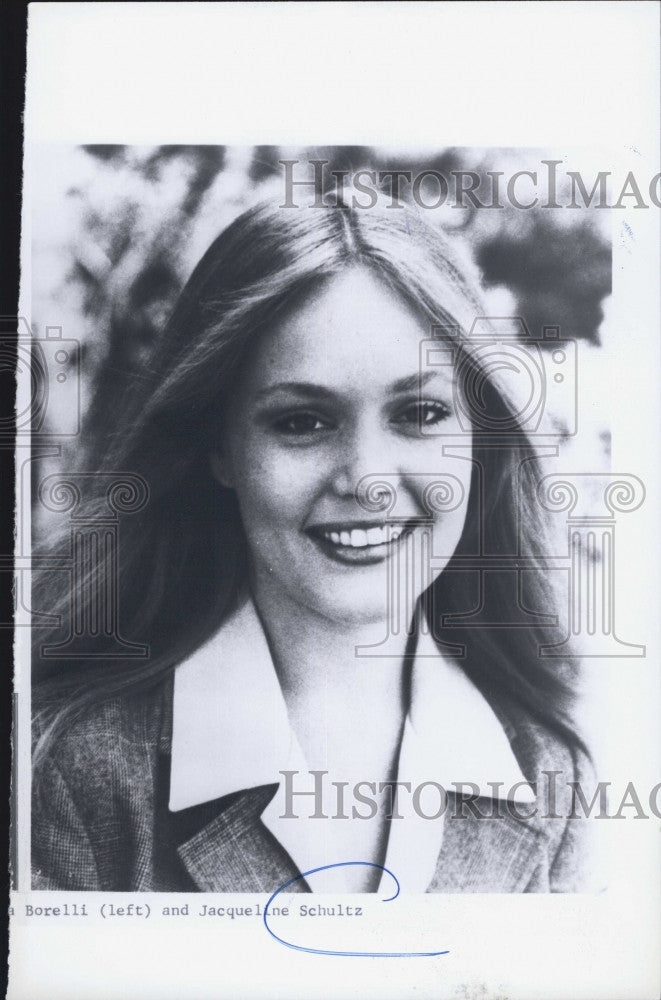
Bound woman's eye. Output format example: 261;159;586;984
392;401;452;429
272;411;333;436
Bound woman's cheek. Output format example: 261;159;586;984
248;450;321;526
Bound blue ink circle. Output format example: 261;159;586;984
263;861;449;958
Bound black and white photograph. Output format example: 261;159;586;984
9;4;660;999
29;144;615;897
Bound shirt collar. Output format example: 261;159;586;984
169;597;533;813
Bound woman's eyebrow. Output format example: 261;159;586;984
254;381;339;402
391;370;452;393
255;371;452;402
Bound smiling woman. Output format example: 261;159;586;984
32;198;592;894
210;267;472;627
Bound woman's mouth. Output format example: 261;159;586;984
306;522;416;565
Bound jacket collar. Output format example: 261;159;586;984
166;598;549;893
169;597;295;812
169;597;535;815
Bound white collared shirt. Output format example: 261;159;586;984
169;598;534;892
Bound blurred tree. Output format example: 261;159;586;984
477;215;611;345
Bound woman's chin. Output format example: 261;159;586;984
298;588;409;632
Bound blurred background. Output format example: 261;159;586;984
30;144;613;501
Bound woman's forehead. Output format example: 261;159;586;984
244;267;454;393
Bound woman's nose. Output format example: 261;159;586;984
328;422;396;499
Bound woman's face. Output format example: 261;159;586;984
214;267;473;626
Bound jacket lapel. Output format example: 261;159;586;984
175;786;309;894
174;787;550;894
422;688;564;893
426;687;563;894
428;802;549;892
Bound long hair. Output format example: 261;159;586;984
32;198;585;768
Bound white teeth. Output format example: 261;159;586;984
322;525;404;548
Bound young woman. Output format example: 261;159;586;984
32;198;591;894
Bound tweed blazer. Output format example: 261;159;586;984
32;669;594;894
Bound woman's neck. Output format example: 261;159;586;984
251;574;409;699
249;573;410;775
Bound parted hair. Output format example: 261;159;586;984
32;197;586;771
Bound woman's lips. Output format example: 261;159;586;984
306;522;416;565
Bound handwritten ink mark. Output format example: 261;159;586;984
263;861;449;958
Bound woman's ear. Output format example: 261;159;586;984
210;452;234;489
